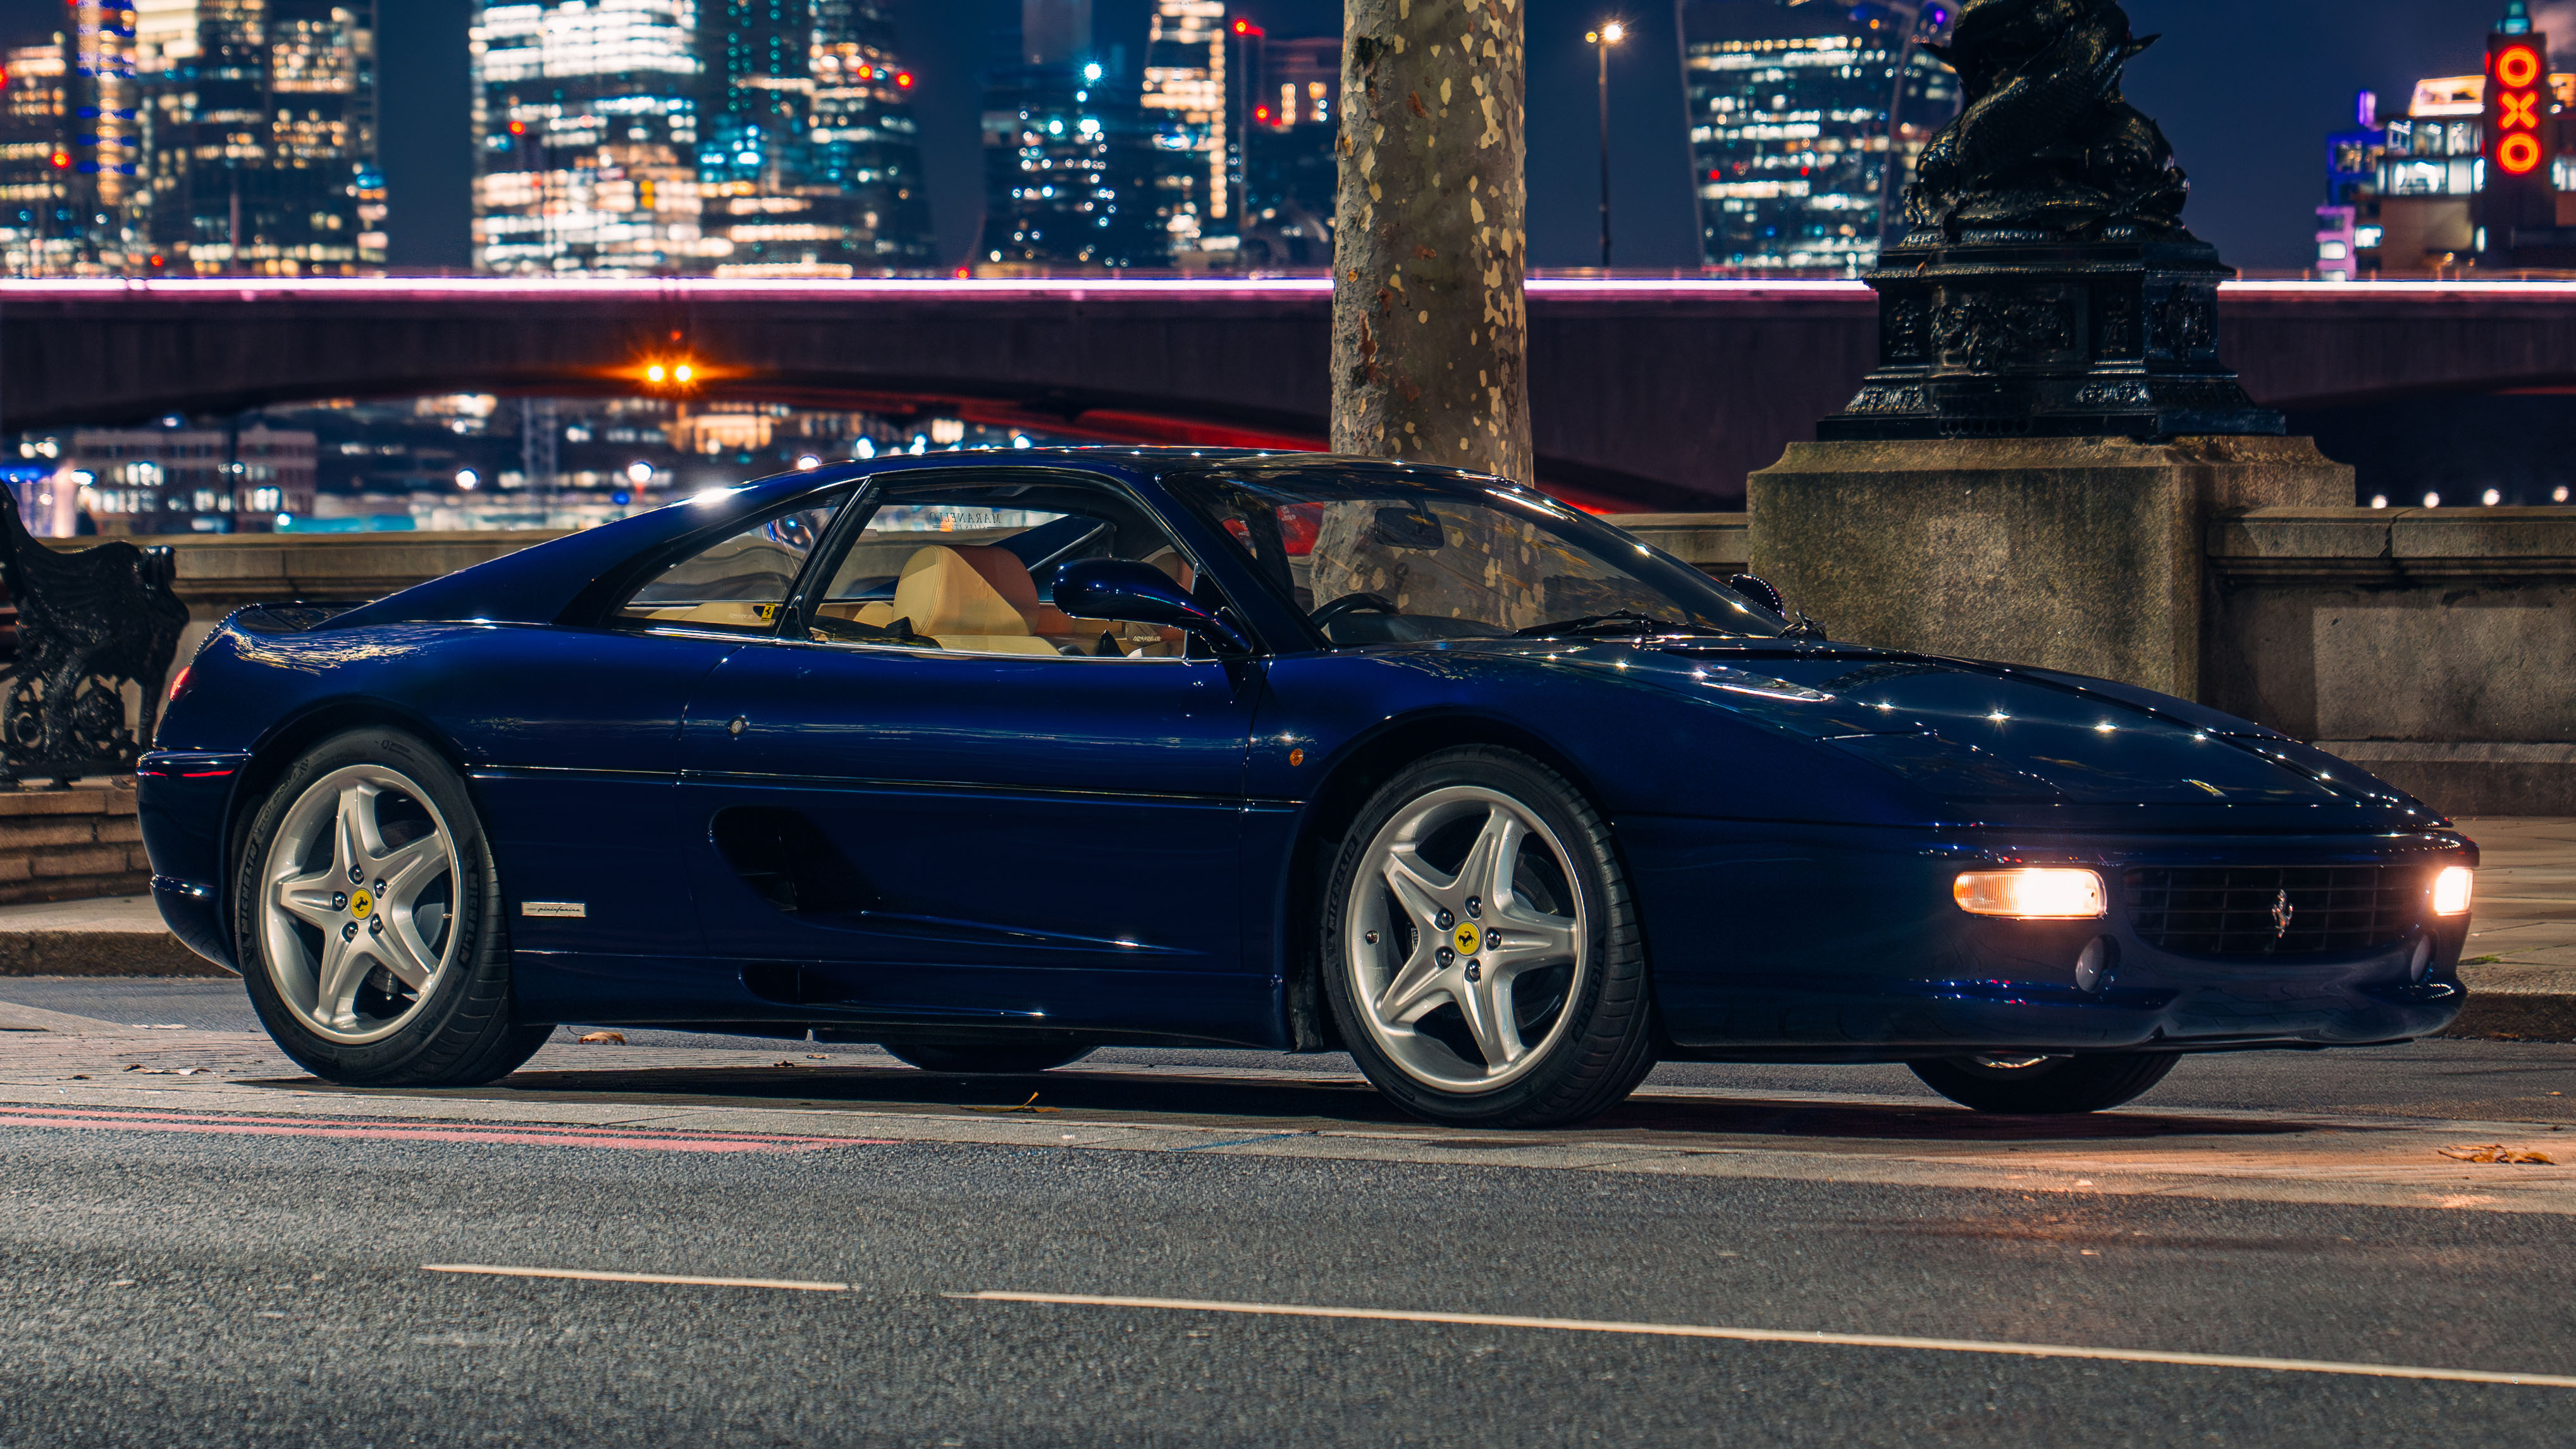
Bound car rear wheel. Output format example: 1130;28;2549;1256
1322;746;1655;1129
885;1044;1095;1074
234;728;549;1087
1909;1052;2179;1114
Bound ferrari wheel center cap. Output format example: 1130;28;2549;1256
1451;922;1481;957
350;889;374;920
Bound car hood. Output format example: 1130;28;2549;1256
1431;638;2440;829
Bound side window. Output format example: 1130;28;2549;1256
613;499;839;634
803;479;1199;658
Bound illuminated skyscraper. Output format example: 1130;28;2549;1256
471;0;932;275
1680;0;1957;272
137;1;383;276
1142;0;1228;257
472;0;708;274
978;0;1158;269
1;39;78;274
1239;34;1335;266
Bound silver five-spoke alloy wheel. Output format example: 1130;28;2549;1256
1345;784;1589;1093
259;763;462;1044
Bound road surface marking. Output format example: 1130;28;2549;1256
949;1292;2576;1390
424;1264;850;1292
0;1104;883;1153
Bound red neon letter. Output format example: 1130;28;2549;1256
2498;45;2543;90
2499;130;2546;175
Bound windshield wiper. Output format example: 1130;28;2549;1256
1513;610;1699;638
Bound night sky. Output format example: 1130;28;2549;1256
0;0;2549;272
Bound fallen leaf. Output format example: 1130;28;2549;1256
2440;1144;2557;1165
576;1030;626;1045
964;1093;1057;1114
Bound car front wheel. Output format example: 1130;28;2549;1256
1909;1052;2180;1114
1322;746;1655;1129
234;728;549;1087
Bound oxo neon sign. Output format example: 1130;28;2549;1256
2492;42;2546;176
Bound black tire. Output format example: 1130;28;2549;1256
1320;746;1655;1129
885;1044;1095;1074
233;727;550;1087
1909;1052;2180;1114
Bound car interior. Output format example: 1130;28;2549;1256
617;478;1212;657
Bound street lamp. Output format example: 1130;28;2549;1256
1586;22;1626;269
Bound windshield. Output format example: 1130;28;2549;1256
1164;469;1785;646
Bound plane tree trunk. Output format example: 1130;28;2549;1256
1330;0;1532;482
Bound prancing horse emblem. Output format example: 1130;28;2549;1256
2271;889;2295;937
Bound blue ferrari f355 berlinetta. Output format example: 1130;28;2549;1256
137;450;2476;1127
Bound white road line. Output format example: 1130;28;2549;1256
423;1264;849;1292
948;1292;2576;1390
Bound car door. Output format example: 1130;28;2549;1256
674;470;1269;1040
476;489;846;1014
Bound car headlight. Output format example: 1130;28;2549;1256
1953;868;2107;920
2432;865;2475;916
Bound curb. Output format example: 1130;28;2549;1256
0;930;233;978
2436;991;2576;1045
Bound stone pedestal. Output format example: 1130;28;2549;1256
1746;435;2352;699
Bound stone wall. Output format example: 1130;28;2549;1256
0;779;149;905
2203;507;2576;815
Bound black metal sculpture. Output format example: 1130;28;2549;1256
1819;0;2281;442
0;489;188;787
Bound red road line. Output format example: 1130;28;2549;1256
0;1104;887;1153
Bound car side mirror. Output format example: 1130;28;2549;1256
1725;573;1827;641
1052;558;1254;654
1725;573;1787;617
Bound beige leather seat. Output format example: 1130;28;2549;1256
891;546;1058;655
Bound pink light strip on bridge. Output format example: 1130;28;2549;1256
5;276;2575;303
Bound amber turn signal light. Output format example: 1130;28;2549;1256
1954;868;2107;920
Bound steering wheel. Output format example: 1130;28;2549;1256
1309;592;1400;632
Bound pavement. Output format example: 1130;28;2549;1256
4;1001;2576;1445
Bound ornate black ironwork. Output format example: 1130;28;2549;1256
1820;0;2281;443
0;489;188;787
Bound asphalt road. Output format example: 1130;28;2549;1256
6;978;2576;1447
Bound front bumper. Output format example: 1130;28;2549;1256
1622;818;2475;1058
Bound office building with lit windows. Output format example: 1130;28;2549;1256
22;423;316;535
1238;33;1336;266
0;3;151;274
133;1;384;276
471;0;934;276
1;39;79;274
1142;0;1229;257
1680;0;1957;272
2318;3;2576;274
977;0;1159;269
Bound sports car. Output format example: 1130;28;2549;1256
138;450;2477;1128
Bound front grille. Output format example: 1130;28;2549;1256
2125;865;2422;958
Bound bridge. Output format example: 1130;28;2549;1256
6;276;2572;509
